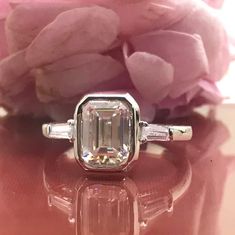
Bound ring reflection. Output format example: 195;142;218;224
43;144;192;235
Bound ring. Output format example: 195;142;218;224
42;93;193;171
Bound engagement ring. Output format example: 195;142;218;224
42;93;192;171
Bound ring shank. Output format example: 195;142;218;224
140;123;192;142
168;126;193;141
42;121;192;142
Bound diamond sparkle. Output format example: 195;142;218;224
79;99;133;169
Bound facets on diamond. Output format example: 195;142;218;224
79;99;133;169
140;124;170;142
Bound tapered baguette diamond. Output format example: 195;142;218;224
78;99;133;169
140;124;170;142
42;121;74;139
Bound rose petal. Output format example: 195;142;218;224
158;95;188;110
81;0;194;36
129;30;209;98
124;43;174;103
88;71;133;93
199;79;223;103
186;86;201;103
9;0;71;4
156;79;223;119
169;1;230;81
7;0;195;37
25;6;120;67
0;50;31;96
0;1;11;59
204;0;224;9
127;89;157;122
35;53;125;102
0;82;46;117
0;0;11;19
5;2;82;53
44;102;76;122
0;20;8;60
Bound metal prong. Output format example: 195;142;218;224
42;124;52;138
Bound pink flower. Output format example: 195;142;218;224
0;0;230;121
204;0;224;9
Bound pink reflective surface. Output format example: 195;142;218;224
0;104;235;235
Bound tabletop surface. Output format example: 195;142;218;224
0;103;235;235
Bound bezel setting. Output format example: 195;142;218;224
42;93;193;172
73;93;140;172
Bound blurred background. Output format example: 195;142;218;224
217;0;235;102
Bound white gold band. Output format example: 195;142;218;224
42;120;192;143
139;122;192;142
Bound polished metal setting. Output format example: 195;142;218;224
42;93;193;171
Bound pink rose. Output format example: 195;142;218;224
204;0;224;8
0;0;230;121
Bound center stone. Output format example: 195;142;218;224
79;99;133;169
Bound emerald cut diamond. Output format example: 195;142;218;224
77;97;136;170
